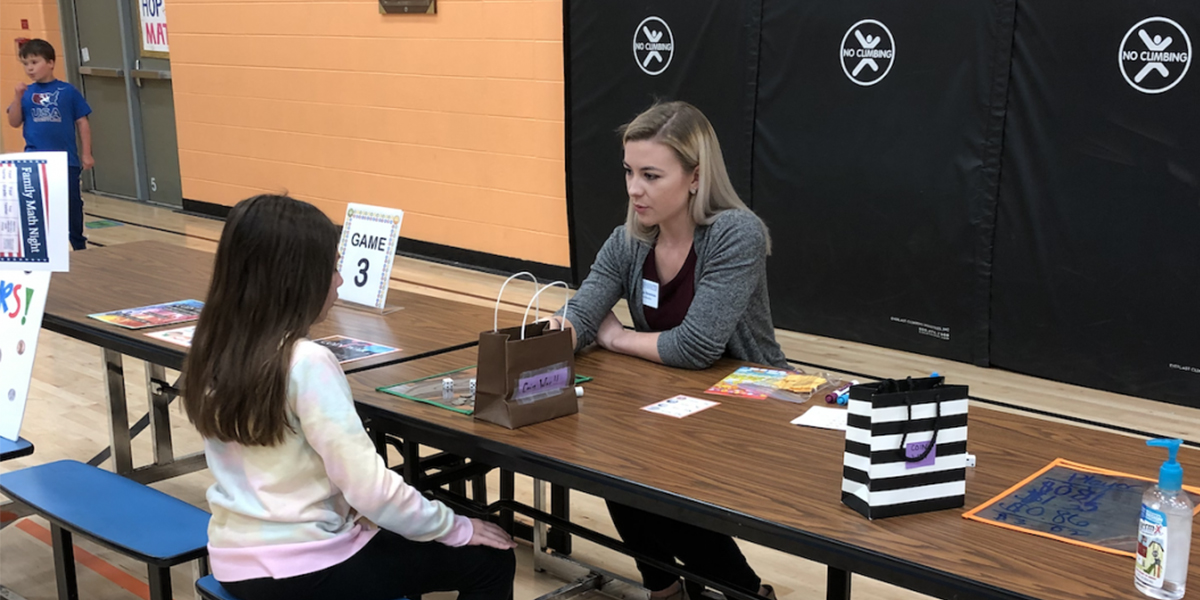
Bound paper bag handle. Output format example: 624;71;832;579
494;272;539;332
898;393;941;463
521;281;570;340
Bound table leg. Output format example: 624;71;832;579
51;524;78;600
533;478;548;573
193;558;211;600
471;468;488;503
550;484;572;555
449;457;467;496
144;364;174;466
402;441;422;485
826;566;851;600
146;565;171;600
499;469;516;535
102;349;133;475
369;426;389;466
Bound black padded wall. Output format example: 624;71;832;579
752;0;1015;363
563;0;1198;408
990;1;1200;407
566;0;762;282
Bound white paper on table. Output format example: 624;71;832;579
145;325;196;348
0;270;52;441
641;395;720;419
0;152;70;272
791;405;848;430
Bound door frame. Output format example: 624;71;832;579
58;0;151;203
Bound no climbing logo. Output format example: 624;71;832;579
841;19;895;86
633;16;674;76
1119;17;1191;94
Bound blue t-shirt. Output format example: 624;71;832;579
18;80;92;167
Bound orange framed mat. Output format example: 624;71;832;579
963;458;1200;557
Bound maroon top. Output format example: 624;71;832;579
642;244;699;331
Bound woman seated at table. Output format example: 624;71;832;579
544;101;786;600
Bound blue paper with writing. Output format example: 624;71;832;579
972;462;1200;554
0;160;50;263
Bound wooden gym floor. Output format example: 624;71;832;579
1;194;1196;600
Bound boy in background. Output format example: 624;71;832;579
6;39;94;250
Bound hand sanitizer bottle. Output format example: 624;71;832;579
1135;439;1192;599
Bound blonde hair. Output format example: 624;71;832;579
620;101;770;252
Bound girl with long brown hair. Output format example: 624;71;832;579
183;194;515;600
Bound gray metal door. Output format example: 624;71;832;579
133;52;181;207
128;0;181;207
73;0;138;198
63;0;182;206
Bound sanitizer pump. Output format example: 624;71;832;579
1135;439;1192;599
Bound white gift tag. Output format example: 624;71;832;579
642;279;660;309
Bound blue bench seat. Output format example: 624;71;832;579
0;436;34;461
0;459;210;600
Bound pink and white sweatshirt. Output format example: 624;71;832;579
203;340;472;582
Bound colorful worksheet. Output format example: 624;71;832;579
705;366;826;402
314;335;401;365
641;395;720;419
144;325;195;348
88;299;204;330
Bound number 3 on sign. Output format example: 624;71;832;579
355;258;369;287
335;203;404;310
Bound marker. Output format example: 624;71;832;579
826;380;860;404
825;382;852;404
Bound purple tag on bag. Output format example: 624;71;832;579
905;441;936;469
514;366;570;402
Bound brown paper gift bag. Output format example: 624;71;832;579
475;277;578;429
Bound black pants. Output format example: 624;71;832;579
223;529;516;600
607;500;761;595
68;166;86;250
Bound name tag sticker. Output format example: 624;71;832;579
905;440;937;469
643;279;660;309
513;362;571;404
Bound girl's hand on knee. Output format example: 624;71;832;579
468;518;518;550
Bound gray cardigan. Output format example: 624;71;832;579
562;209;787;370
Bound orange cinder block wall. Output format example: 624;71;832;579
169;0;570;266
1;0;62;154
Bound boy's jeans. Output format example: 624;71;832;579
68;166;86;250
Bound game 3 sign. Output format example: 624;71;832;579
336;204;404;310
1120;17;1191;94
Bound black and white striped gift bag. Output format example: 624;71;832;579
841;377;969;519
